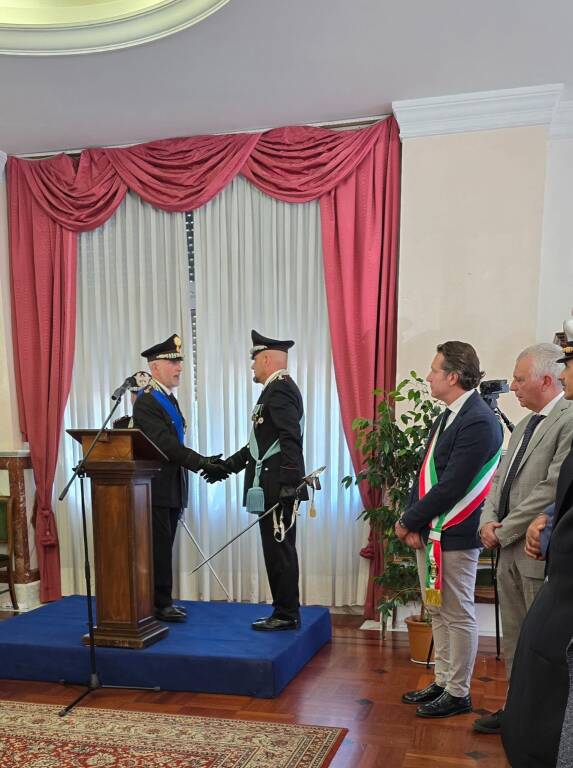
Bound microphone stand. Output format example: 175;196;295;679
58;390;160;717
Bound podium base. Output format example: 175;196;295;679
83;620;169;649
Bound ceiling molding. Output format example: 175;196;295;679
0;0;230;56
550;100;573;139
393;84;564;139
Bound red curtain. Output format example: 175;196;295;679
320;118;400;619
8;159;77;602
7;117;400;604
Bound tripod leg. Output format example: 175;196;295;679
426;636;434;669
59;686;97;717
179;519;231;599
492;549;501;660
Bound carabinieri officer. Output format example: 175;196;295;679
133;333;228;622
222;330;307;631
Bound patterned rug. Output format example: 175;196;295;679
0;700;346;767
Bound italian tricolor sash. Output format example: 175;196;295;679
418;424;502;606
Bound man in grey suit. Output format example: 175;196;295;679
473;342;573;734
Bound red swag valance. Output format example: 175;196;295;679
7;116;400;611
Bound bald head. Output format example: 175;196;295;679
251;349;288;384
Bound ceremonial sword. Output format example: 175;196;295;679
179;517;231;598
191;465;326;575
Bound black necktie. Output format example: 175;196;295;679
437;408;451;438
498;414;545;521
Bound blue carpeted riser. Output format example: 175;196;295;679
0;596;331;698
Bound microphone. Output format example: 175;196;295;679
111;375;136;401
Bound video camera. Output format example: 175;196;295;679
480;379;509;399
480;379;513;432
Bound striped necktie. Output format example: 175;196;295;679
498;414;545;521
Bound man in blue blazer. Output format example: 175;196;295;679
399;341;503;718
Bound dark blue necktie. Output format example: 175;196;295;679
498;414;545;521
437;408;451;439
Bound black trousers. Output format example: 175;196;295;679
259;501;300;621
152;506;181;610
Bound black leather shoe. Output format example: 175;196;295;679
416;690;472;718
173;604;187;614
155;606;187;623
251;616;299;631
401;682;444;704
473;708;503;734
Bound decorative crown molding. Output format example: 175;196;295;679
393;84;563;139
0;0;230;56
550;100;573;139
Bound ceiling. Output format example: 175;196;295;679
1;0;572;155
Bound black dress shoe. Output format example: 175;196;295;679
473;708;503;734
402;682;444;704
173;604;187;614
251;616;299;631
155;606;187;623
416;690;472;718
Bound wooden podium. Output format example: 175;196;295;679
68;428;169;649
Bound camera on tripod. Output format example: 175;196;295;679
480;379;514;432
480;379;509;399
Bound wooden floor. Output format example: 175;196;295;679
0;613;510;767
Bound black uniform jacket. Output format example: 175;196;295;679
402;391;503;550
502;441;573;768
227;374;308;507
132;387;204;508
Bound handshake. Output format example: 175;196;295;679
197;454;233;484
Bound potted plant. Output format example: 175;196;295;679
343;374;440;661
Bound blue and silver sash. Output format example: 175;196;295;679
142;388;185;444
246;409;305;514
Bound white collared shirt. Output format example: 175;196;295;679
263;369;288;389
152;378;173;396
443;388;476;430
510;391;564;455
538;391;564;418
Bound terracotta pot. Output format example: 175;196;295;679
405;615;434;665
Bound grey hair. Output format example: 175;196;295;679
517;343;564;381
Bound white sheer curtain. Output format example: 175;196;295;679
54;191;192;595
54;181;368;607
193;175;367;607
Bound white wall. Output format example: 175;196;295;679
397;125;548;429
537;135;573;342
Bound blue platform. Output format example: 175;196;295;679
0;596;331;698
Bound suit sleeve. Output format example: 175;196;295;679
496;418;573;547
402;416;502;532
132;394;204;472
267;384;304;487
225;444;250;474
